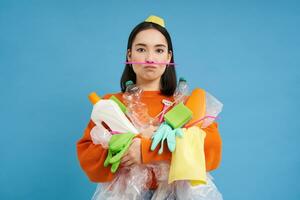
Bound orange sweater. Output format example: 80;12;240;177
77;91;222;188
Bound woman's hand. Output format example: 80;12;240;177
121;138;142;167
141;125;158;138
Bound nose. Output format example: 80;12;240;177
145;51;155;63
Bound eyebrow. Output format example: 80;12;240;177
135;43;167;48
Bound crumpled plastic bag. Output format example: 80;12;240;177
92;161;222;200
90;123;112;149
91;164;157;200
201;92;223;128
152;173;223;200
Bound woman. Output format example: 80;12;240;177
77;15;222;199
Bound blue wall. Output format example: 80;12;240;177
1;0;299;199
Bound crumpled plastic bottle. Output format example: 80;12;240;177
123;80;159;135
173;77;189;104
123;80;143;104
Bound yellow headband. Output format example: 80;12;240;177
145;15;165;27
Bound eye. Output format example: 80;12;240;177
136;48;146;53
156;48;165;54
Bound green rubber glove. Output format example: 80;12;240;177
151;122;171;152
104;132;135;173
151;122;183;154
166;127;183;153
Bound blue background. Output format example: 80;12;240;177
1;0;299;199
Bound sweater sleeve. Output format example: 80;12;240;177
202;122;222;171
77;120;115;182
141;122;222;172
76;94;115;182
141;137;172;164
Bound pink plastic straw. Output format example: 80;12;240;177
159;100;173;123
110;130;123;135
125;61;176;66
159;106;168;123
184;115;217;128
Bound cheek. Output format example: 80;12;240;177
158;66;167;75
132;66;139;74
131;52;144;61
160;52;170;61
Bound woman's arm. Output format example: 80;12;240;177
77;120;115;182
76;94;116;182
140;137;172;164
202;122;222;171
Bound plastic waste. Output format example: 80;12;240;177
90;123;112;148
123;80;159;134
92;164;162;200
173;77;189;104
159;99;173;123
89;92;138;134
151;102;192;154
88;86;223;199
152;173;223;200
92;162;223;200
123;80;143;103
201;91;223;128
88;92;138;147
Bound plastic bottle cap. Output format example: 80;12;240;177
88;92;101;105
179;77;186;82
125;80;134;87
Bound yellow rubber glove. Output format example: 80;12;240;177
168;126;207;185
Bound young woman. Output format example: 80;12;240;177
77;15;222;199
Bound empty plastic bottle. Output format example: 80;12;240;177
122;80;155;133
173;77;189;104
123;80;143;105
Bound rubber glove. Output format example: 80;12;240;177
151;122;183;154
166;127;183;153
168;126;207;185
104;132;135;173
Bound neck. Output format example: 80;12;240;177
136;77;161;91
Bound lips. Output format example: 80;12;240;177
144;65;157;69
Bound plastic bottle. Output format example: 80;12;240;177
122;80;156;134
87;92;139;147
173;77;189;104
123;80;143;105
89;92;139;134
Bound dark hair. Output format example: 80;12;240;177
120;21;177;96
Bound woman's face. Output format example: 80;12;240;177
127;28;172;82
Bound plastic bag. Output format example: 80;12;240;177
123;82;159;134
92;163;168;200
91;160;222;200
173;77;189;104
201;92;223;128
152;173;223;200
90;123;112;148
92;166;150;200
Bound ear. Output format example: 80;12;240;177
167;50;173;63
127;49;132;61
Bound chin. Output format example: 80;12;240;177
142;75;161;82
